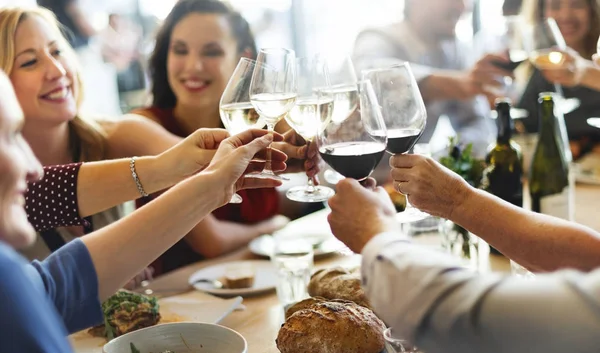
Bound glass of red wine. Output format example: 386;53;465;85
316;80;387;182
321;55;359;185
363;63;429;223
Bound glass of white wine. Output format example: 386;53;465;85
219;57;266;203
284;55;335;202
250;48;298;181
527;17;580;114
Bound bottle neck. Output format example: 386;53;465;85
538;100;557;136
496;107;513;145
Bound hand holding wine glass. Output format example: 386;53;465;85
363;63;429;223
250;48;298;181
220;57;267;203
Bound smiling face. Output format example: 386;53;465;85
0;72;43;248
166;13;241;113
544;0;591;50
8;14;77;127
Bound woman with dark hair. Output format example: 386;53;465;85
516;0;600;159
131;0;316;275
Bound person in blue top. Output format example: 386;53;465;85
0;69;287;352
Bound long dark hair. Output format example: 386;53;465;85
523;0;600;59
149;0;257;109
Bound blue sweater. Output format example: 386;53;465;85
0;239;103;352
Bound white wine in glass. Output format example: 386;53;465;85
250;48;298;181
219;58;267;203
284;55;335;202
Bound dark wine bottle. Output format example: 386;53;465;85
529;93;572;220
482;99;523;256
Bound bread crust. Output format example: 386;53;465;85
307;267;371;309
276;301;385;353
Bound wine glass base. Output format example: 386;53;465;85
286;185;334;203
395;207;430;223
229;193;243;204
247;171;290;181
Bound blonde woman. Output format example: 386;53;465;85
0;7;186;269
0;6;310;276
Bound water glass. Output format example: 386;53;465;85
271;236;314;311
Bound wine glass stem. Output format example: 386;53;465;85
264;123;275;175
306;176;316;193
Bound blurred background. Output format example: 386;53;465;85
1;0;504;122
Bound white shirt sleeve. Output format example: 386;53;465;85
361;232;600;353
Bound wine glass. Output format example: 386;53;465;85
284;56;335;202
316;80;387;182
321;55;360;184
219;57;267;204
363;63;429;223
250;48;298;181
486;15;531;119
526;17;580;114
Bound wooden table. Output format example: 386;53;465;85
146;183;600;353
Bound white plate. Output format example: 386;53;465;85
249;234;345;258
70;291;242;353
189;260;276;297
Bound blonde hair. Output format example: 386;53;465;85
521;0;600;59
0;6;106;161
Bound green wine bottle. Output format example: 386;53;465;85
529;93;572;220
482;99;523;255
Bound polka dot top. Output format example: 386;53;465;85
25;163;87;232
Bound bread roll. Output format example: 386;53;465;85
276;301;385;353
307;267;371;309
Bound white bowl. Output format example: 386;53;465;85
102;322;247;353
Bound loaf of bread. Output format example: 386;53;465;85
307;267;371;309
276;300;386;353
284;297;357;319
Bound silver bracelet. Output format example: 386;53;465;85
130;157;149;197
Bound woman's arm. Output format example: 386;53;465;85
390;154;600;272
184;214;289;258
82;130;285;299
101;116;182;158
26;129;225;231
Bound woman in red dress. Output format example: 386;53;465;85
131;0;317;274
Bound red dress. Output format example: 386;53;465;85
132;107;280;274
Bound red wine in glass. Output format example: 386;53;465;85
319;141;386;180
386;128;422;154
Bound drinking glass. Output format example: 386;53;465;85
271;236;314;312
284;56;335;202
487;15;530;118
321;55;359;184
363;63;429;223
316;80;387;181
220;58;267;203
526;17;580;114
250;48;298;181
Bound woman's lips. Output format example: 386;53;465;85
182;79;209;93
40;86;72;103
